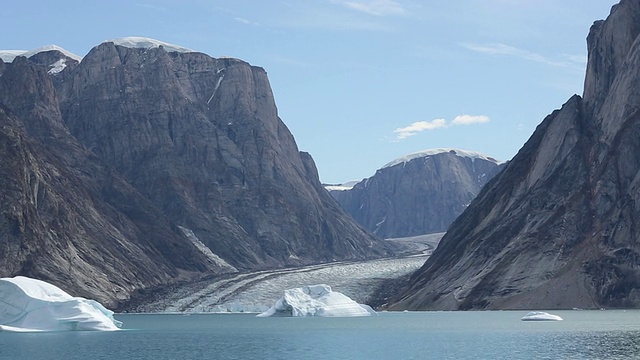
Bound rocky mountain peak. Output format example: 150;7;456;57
104;36;195;53
388;0;640;311
329;149;503;238
0;45;81;63
584;0;640;116
381;148;501;169
0;36;392;308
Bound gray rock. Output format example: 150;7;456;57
388;0;640;310
329;149;503;238
0;59;218;309
0;40;392;308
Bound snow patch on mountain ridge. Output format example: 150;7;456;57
0;45;82;63
105;36;194;53
382;148;502;169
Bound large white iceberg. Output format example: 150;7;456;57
257;284;375;317
521;311;563;321
0;276;122;332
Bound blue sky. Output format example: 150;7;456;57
1;0;617;183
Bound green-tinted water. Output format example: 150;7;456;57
2;310;640;359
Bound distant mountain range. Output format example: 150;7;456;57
327;148;504;238
0;37;393;308
388;0;640;310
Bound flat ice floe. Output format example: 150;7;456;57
0;276;122;332
257;284;375;317
521;311;563;321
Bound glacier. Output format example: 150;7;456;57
0;276;122;332
257;284;375;317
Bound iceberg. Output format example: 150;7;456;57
257;284;375;317
0;276;122;332
521;311;563;321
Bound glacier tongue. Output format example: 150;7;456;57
0;276;122;332
257;284;375;317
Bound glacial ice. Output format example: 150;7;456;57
0;45;82;63
257;284;375;317
0;276;122;332
106;37;194;53
382;148;502;169
521;311;563;321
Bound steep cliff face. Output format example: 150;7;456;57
57;41;388;267
329;149;503;238
389;0;640;310
0;39;390;307
0;57;219;308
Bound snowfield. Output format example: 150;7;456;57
130;233;443;313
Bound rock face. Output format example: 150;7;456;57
0;39;391;308
388;0;640;310
329;149;503;238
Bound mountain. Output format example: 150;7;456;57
327;149;504;238
387;0;640;310
0;37;392;308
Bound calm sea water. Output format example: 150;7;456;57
2;310;640;360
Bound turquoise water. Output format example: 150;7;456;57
2;310;640;359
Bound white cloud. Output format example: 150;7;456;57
451;114;490;125
331;0;408;16
460;42;585;70
393;119;447;140
393;115;490;141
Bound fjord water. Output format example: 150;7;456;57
2;311;640;360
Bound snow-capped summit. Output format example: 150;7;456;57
0;50;27;62
329;148;504;238
382;148;501;169
105;36;194;53
0;45;81;63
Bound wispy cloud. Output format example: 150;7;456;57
330;0;408;16
393;115;490;141
234;17;260;26
393;119;447;140
451;114;490;126
460;42;585;70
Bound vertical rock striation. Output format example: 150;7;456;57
0;40;391;308
389;0;640;310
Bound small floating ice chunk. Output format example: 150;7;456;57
257;284;375;317
521;311;563;321
0;276;122;332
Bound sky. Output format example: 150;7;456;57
0;0;619;184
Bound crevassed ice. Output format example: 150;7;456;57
0;276;122;332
